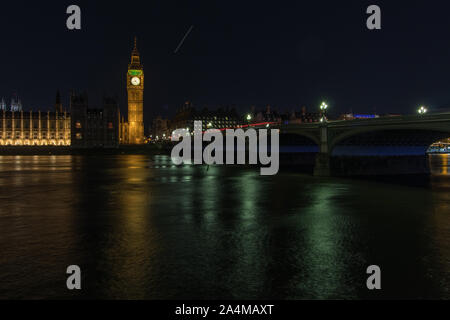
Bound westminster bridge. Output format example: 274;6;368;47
278;112;450;176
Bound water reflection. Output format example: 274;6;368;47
429;154;449;176
0;154;449;299
0;155;78;298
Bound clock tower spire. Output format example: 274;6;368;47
127;36;144;144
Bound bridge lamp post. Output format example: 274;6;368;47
246;114;252;125
319;102;328;122
418;106;428;114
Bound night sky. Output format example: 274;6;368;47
2;0;450;126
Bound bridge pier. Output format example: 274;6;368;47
313;125;331;176
314;153;331;176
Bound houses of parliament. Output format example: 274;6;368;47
0;38;145;147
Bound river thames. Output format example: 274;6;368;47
0;154;449;299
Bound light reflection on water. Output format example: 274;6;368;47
0;154;449;299
429;153;449;176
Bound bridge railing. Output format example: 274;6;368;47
280;112;450;129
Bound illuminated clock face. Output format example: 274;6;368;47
131;77;141;86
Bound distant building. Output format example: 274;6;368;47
253;105;282;124
10;97;22;112
55;90;63;113
286;106;322;123
119;116;129;144
152;116;170;140
0;96;23;112
170;101;241;135
70;94;120;148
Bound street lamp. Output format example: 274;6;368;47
418;106;428;114
246;114;252;121
319;101;328;122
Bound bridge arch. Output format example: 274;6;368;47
279;126;321;146
278;131;320;155
279;132;320;145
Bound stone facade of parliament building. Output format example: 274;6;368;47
0;92;70;146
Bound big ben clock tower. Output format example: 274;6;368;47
127;37;144;144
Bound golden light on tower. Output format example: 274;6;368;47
126;37;145;144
